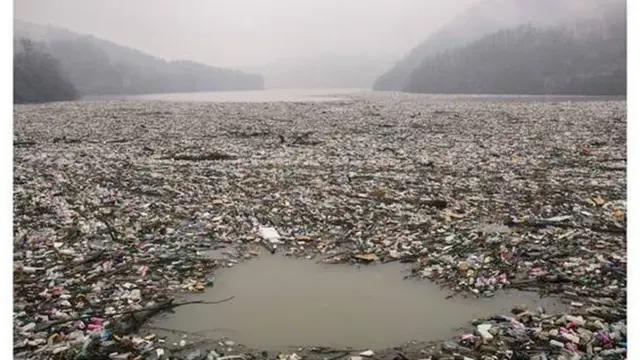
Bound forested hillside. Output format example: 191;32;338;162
403;8;626;95
14;38;78;104
373;0;626;92
14;20;264;96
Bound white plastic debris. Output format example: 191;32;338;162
477;323;494;341
129;289;141;301
259;226;282;244
359;350;375;357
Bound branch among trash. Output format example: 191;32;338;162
34;297;235;333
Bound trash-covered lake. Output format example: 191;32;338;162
149;254;565;350
82;88;368;103
13;92;626;359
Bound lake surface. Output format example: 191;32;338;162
148;254;565;350
82;88;625;104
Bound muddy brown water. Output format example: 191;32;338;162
148;254;565;350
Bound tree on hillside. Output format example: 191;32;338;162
14;38;78;104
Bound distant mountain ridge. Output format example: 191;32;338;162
372;0;626;92
14;20;265;96
404;21;626;95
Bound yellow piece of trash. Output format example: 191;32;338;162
612;209;625;219
354;253;378;262
369;187;387;198
48;333;61;343
591;195;606;206
458;262;469;272
445;210;465;221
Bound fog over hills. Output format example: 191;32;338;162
14;37;79;104
14;20;264;100
373;0;626;93
242;54;396;89
13;0;626;101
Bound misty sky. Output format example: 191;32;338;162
14;0;480;68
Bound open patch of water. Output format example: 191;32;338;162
148;255;564;350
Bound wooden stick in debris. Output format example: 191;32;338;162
98;216;122;243
260;239;277;254
35;296;235;332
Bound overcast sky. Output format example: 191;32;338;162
14;0;480;68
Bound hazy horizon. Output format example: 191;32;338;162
14;0;624;94
14;0;481;68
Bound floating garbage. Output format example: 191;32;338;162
13;95;626;359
